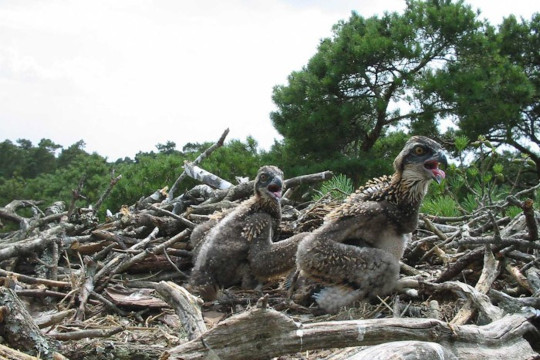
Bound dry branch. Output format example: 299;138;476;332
168;128;230;201
0;224;74;261
0;288;60;359
155;281;206;340
49;326;124;341
0;268;71;289
60;342;163;360
197;170;334;205
163;306;537;360
183;162;233;189
451;246;500;325
0;344;42;360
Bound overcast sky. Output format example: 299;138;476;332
0;0;537;161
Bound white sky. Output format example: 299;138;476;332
0;0;537;161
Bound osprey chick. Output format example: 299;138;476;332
295;136;447;313
189;165;307;301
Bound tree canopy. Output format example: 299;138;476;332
270;0;539;180
272;1;478;158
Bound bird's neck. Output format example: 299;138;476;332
252;195;282;220
383;172;431;232
389;172;431;207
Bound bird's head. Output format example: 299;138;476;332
254;165;284;202
394;136;448;185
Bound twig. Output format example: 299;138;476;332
0;224;75;262
94;227;160;288
35;309;76;329
423;214;473;223
505;263;534;294
49;326;124;341
449;236;540;250
15;289;72;299
168;128;229;201
420;214;447;241
67;176;86;218
0;268;71;289
90;291;129;317
111;229;191;276
94;171;123;212
149;205;195;229
163;247;188;280
75;256;97;321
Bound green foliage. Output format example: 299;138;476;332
312;174;354;201
427;13;540;177
0;138;60;179
156;141;178;155
0;148;111;213
105;152;186;212
506;206;523;219
421;195;460;217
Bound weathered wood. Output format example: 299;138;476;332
506;263;535;293
155;281;206;340
162;307;536;360
168;128;230;201
0;224;74;261
283;171;334;189
35;309;76;329
199;170;334;205
93;172;122;212
49;326;124;341
94;226;160;288
0;344;42;360
60;342;164;360
0;288;59;359
451;245;500;325
149;205;196;229
489;288;540;312
136;187;168;210
506;196;538;241
184;162;233;189
75;256;97;321
341;341;458;360
0;268;71;288
526;267;540;296
0;200;42;230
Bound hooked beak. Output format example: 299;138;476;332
424;151;448;184
267;178;283;200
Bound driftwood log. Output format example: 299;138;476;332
163;305;538;360
0;288;60;359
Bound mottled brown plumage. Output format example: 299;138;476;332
189;165;307;301
295;136;447;313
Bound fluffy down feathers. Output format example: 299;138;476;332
295;136;447;313
189;165;308;301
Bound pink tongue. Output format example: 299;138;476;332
274;190;282;199
433;168;446;179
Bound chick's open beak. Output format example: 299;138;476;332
425;151;448;184
267;178;283;199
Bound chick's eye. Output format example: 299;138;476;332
414;146;425;155
260;174;268;182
